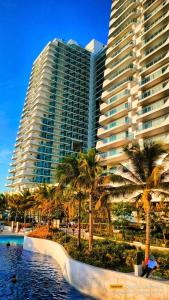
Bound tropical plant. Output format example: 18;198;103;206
6;190;35;222
33;184;61;227
0;193;7;214
95;191;112;236
111;202;133;239
107;142;169;259
7;193;23;222
56;155;87;248
154;200;169;245
77;148;105;251
18;189;35;223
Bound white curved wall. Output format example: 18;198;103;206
23;236;169;300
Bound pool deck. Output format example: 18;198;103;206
0;230;24;236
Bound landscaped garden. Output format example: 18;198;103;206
28;225;169;279
0;142;169;280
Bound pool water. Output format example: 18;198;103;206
0;235;24;245
0;236;93;300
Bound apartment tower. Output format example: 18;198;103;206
97;0;169;168
8;39;106;190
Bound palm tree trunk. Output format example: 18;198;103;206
24;211;26;225
77;199;81;249
145;203;151;260
89;193;93;252
106;206;111;236
15;211;18;222
161;227;166;246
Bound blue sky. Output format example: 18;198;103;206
0;0;111;191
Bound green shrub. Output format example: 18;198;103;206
31;226;168;278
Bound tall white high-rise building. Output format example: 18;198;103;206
97;0;169;168
8;39;106;190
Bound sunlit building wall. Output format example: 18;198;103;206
8;39;105;190
97;0;169;168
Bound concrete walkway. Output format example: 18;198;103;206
0;230;24;236
62;227;169;252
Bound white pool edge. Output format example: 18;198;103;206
23;236;169;300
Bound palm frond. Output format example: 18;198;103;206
104;173;135;185
95;191;109;210
143;141;166;177
152;190;169;199
106;183;145;198
123;143;146;182
158;182;169;191
117;163;143;184
147;165;164;187
159;168;169;181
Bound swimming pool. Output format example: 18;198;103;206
0;235;24;245
0;237;93;299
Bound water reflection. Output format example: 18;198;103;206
0;245;93;300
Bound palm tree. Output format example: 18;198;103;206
95;191;112;236
18;189;35;224
56;155;86;248
0;193;7;215
77;148;104;251
33;184;59;227
7;193;23;222
107;142;169;260
6;190;35;223
154;200;169;246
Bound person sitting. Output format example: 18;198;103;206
11;275;17;283
141;255;157;278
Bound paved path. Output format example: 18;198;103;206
0;230;24;236
62;227;169;252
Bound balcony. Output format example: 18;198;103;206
136;114;169;138
99;103;129;125
110;10;138;39
99;148;127;165
100;90;129;113
108;29;133;49
96;132;132;152
144;0;157;10
140;37;169;63
105;41;134;69
141;51;169;76
23;132;41;143
110;3;137;30
112;0;128;10
137;98;169;122
105;53;134;80
144;133;169;149
109;20;136;42
139;80;169;105
106;41;134;67
102;78;133;102
141;24;169;50
13;169;34;179
6;175;15;182
110;0;136;20
143;10;169;35
141;64;169;89
9;168;16;174
98;118;130;139
103;64;135;89
144;1;169;23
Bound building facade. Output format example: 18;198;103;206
86;40;107;148
8;39;106;190
97;0;169;168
